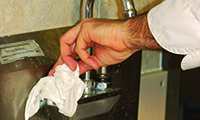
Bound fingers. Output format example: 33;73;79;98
48;56;91;76
59;18;101;73
75;26;99;70
78;60;93;75
49;58;93;75
48;56;64;76
59;22;84;71
75;44;99;70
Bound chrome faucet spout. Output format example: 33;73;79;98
83;0;137;20
81;0;95;82
120;0;137;19
85;0;95;18
81;0;95;20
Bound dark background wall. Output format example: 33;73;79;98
163;50;200;120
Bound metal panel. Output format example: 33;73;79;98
138;71;168;120
0;66;50;120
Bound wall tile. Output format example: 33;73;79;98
0;0;80;37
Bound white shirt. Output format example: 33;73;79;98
148;0;200;70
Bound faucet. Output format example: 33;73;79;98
81;0;137;94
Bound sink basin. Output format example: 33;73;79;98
29;88;122;120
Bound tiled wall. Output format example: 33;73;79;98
0;0;80;37
0;0;163;73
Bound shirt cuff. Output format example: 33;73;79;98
147;0;200;70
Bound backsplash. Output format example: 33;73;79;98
0;0;80;37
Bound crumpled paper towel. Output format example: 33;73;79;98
25;64;85;120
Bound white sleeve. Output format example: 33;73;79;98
147;0;200;70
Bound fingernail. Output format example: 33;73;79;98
48;69;55;76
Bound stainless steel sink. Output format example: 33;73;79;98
29;88;122;120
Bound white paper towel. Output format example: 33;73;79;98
25;64;85;120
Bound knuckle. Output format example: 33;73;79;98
59;35;64;43
81;18;94;27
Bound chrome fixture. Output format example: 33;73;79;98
80;0;96;95
95;67;112;90
120;0;137;19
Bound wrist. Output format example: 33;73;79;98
123;12;162;50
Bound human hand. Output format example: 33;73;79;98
49;13;161;75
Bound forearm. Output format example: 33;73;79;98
124;12;162;50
